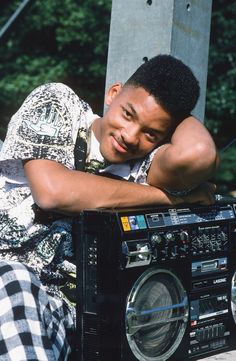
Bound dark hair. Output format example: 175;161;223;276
125;54;200;121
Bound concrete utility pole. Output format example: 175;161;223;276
105;0;212;122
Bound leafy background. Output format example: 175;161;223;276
0;0;235;194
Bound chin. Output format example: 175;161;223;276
100;148;121;164
104;155;127;164
103;151;143;164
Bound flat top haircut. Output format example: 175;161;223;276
125;54;200;121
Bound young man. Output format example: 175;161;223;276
0;55;218;360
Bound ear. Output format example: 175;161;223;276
105;83;123;106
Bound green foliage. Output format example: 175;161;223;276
0;0;111;138
214;145;236;195
205;0;236;192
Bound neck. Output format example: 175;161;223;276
91;117;102;142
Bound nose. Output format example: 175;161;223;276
120;125;140;149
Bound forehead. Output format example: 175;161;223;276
115;85;174;131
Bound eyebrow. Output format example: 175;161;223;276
126;102;138;117
125;102;167;136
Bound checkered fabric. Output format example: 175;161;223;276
0;260;74;361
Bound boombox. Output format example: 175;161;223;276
75;201;236;360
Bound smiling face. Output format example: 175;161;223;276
93;83;175;163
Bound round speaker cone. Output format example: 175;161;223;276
126;268;188;361
231;271;236;324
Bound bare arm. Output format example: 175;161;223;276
23;159;216;214
24;159;173;213
147;116;220;192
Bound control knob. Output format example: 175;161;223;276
165;232;175;242
180;230;189;243
151;233;162;246
219;231;227;242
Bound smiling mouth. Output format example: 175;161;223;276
111;136;129;154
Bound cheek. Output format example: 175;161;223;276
102;115;117;133
139;137;157;153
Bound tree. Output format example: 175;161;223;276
205;0;236;193
0;0;111;139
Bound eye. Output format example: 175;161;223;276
122;107;132;119
145;131;158;143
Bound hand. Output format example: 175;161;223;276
180;182;217;205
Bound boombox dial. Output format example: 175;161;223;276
165;231;176;242
149;229;189;262
151;230;189;246
150;233;162;245
180;230;189;242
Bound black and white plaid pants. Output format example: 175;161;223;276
0;260;75;360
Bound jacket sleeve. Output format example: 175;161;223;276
0;82;89;170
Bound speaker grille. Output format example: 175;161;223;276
126;268;188;361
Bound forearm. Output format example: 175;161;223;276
52;172;216;212
24;159;180;213
51;170;178;212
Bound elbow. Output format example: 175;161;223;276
32;186;62;212
186;141;220;181
196;142;220;176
